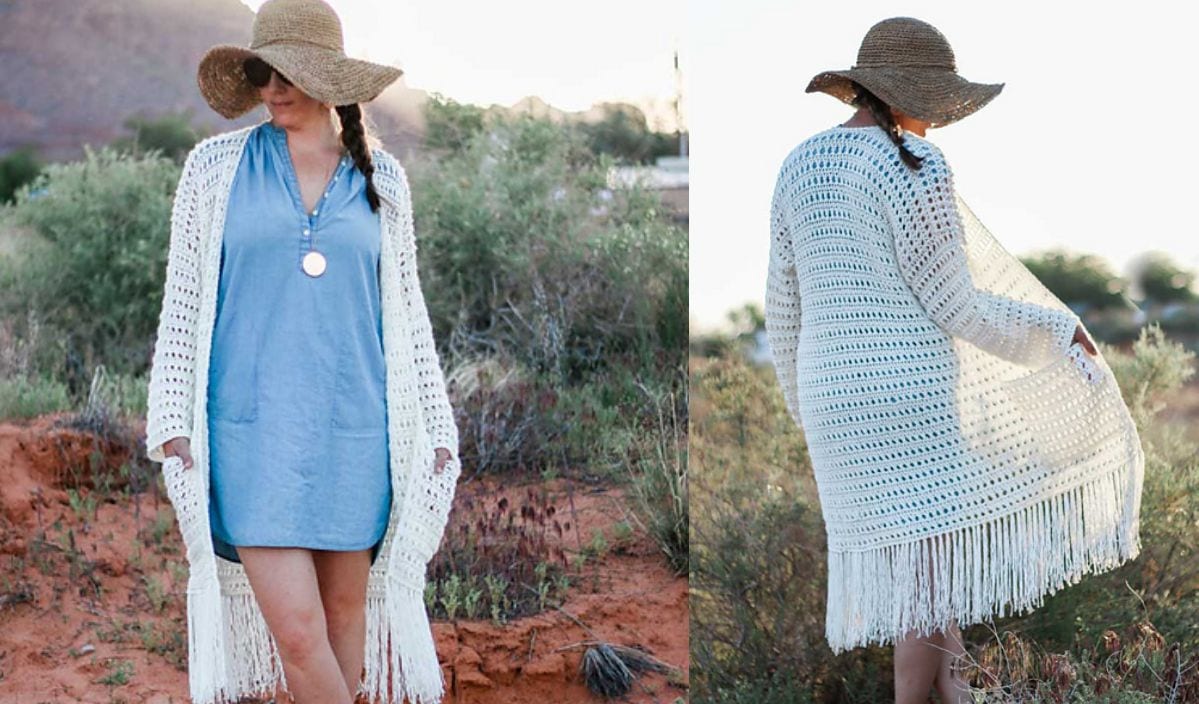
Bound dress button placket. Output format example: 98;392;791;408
300;157;347;268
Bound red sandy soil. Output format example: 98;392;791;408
0;415;688;703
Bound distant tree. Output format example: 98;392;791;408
1020;250;1127;309
576;103;676;164
0;147;43;204
1131;252;1198;303
423;93;487;155
110;111;206;163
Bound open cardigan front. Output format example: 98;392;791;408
144;122;460;704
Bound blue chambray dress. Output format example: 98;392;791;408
206;120;391;566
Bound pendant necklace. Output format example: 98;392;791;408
301;152;346;278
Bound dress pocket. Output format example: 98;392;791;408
330;332;388;430
207;349;258;422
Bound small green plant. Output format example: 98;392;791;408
143;574;168;613
97;658;134;685
463;584;483;619
66;488;98;523
439;573;463;620
586;528;609;559
483;574;509;624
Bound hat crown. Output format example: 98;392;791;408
251;0;344;53
854;17;956;70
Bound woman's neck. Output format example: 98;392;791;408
271;111;341;156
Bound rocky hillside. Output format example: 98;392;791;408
0;0;430;159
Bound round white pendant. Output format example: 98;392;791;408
302;250;327;277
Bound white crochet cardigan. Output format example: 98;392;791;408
144;122;460;703
766;125;1145;653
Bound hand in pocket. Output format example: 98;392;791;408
164;437;195;470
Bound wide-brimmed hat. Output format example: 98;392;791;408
198;0;403;119
806;17;1003;128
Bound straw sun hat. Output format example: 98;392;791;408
198;0;402;119
806;17;1003;128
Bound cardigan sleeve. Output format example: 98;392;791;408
144;144;206;464
392;163;460;460
765;172;804;427
892;143;1079;368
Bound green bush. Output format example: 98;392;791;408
0;146;180;389
109;111;207;164
0;147;43;205
0;373;72;420
410;108;687;383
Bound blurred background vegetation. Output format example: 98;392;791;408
691;305;1199;701
0;96;688;618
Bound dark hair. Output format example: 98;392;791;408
850;82;924;170
334;103;380;212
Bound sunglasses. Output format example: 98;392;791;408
243;57;294;88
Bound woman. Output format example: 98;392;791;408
765;17;1144;704
143;1;459;703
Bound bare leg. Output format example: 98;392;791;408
238;546;354;704
312;547;373;697
894;627;943;704
934;619;972;704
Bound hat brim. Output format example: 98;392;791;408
806;67;1003;128
198;43;403;120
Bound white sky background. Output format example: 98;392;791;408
241;0;684;128
688;1;1199;330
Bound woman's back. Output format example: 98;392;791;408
766;123;1144;653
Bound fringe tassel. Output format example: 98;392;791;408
222;587;287;697
362;589;389;700
389;583;445;704
186;572;233;704
361;583;444;703
825;460;1142;654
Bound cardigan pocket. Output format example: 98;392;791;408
999;342;1121;472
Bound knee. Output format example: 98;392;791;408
322;590;366;636
272;605;329;662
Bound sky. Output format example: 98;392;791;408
240;0;685;129
688;1;1199;330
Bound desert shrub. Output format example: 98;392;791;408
624;379;688;575
109;111;206;163
0;147;43;205
427;483;575;622
409;106;687;383
0;373;72;419
0;146;180;392
447;356;563;476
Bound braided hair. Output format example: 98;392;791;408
334;103;380;212
850;82;924;170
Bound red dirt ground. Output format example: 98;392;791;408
0;415;688;703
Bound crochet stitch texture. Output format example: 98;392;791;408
765;125;1145;653
144;122;459;703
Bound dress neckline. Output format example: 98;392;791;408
261;120;350;220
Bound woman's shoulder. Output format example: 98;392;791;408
367;146;412;206
777;125;893;173
181;123;260;174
